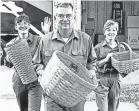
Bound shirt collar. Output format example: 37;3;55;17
17;33;33;43
101;39;119;47
52;29;79;41
71;29;80;39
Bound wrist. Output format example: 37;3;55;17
42;30;48;35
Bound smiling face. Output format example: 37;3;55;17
103;20;119;42
104;26;118;41
55;6;73;30
15;19;30;35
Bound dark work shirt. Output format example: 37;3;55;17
94;39;125;74
33;29;97;73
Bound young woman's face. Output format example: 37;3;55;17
104;26;118;41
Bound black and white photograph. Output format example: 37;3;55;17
0;0;139;111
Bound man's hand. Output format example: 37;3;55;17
88;70;96;79
37;70;45;82
41;17;51;34
6;41;15;46
88;70;98;90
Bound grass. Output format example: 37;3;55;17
120;84;139;103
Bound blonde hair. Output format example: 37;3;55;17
103;20;119;34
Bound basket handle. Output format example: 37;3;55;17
119;42;132;59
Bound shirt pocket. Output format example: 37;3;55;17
99;48;109;60
71;49;87;66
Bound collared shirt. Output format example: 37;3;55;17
33;29;97;73
94;39;125;74
4;33;41;94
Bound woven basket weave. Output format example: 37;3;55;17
40;51;97;107
4;39;37;84
111;42;139;74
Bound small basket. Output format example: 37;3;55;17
111;42;139;74
40;51;97;107
4;39;37;84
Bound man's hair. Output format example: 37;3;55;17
56;3;73;10
14;13;30;24
103;19;119;34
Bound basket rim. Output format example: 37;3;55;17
5;39;24;48
111;57;139;63
111;51;139;62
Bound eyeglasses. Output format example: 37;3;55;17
57;14;72;19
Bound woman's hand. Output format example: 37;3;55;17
105;53;113;62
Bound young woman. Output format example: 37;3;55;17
94;20;125;111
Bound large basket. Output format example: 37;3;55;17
40;51;97;107
111;42;139;74
4;39;37;84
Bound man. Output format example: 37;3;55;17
94;20;125;111
5;13;43;111
33;3;98;111
0;39;6;65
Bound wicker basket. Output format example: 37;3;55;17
40;51;97;107
111;42;139;74
4;39;37;84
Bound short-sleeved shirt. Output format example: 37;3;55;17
4;33;41;94
33;29;97;72
94;39;125;74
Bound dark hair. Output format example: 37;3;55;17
56;3;73;10
14;13;30;24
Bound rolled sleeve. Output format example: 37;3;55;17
94;45;101;68
87;37;97;71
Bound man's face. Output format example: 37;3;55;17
104;26;118;41
55;6;73;30
15;20;30;35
